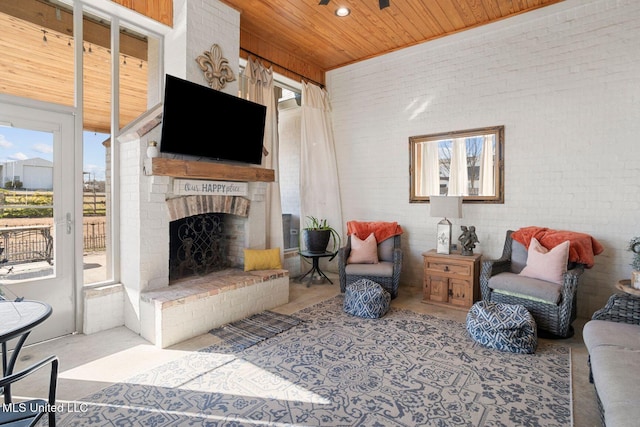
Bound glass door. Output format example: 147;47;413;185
0;101;76;342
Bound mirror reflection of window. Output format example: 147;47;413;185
410;126;504;203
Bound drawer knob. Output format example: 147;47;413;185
444;265;449;272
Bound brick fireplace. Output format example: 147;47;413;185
72;0;294;348
112;121;289;348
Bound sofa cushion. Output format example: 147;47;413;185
510;240;528;273
519;238;569;285
243;248;282;271
583;320;640;351
489;272;561;304
377;237;395;262
347;232;379;264
345;261;394;277
511;238;577;275
588;344;640;427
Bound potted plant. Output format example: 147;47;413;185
628;236;640;289
302;216;341;254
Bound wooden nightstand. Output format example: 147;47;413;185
421;250;482;310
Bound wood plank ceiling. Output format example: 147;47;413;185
222;0;563;85
0;0;149;133
0;0;563;132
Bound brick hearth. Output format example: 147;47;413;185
140;268;288;348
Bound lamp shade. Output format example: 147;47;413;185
430;196;462;219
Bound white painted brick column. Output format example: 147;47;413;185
119;126;170;334
245;182;267;249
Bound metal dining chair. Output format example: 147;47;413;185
0;355;58;426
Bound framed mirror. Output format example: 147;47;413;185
409;125;504;203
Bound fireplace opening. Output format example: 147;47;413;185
169;213;229;281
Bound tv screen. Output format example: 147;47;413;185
160;74;267;165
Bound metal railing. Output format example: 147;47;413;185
83;221;106;252
0;221;106;266
0;225;53;265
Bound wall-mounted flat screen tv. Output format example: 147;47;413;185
160;74;267;165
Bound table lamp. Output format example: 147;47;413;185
430;196;462;254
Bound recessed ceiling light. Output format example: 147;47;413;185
335;7;350;17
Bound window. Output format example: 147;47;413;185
409;126;505;203
0;0;162;285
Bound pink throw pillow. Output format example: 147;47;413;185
347;232;379;264
519;237;570;285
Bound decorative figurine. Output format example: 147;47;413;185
458;225;479;256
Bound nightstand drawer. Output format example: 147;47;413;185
425;260;471;276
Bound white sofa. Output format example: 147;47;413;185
583;292;640;427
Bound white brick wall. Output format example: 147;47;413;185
83;284;125;334
168;0;240;96
327;0;640;318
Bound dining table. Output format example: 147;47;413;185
0;298;52;403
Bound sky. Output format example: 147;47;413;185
0;127;108;182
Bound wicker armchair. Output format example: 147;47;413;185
338;234;402;299
591;292;640;323
480;230;584;338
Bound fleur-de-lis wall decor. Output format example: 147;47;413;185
195;44;235;90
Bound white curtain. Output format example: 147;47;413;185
479;135;495;196
300;82;343;248
447;138;469;196
423;142;441;196
241;58;284;253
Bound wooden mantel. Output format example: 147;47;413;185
150;158;275;182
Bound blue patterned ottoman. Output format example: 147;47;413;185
466;301;537;354
343;279;391;319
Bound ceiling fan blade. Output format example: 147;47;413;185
319;0;330;5
379;0;390;9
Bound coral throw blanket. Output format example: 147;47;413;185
347;221;403;242
511;226;604;268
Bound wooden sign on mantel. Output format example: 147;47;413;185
173;179;248;196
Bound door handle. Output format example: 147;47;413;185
66;212;72;235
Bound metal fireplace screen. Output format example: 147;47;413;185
169;213;228;281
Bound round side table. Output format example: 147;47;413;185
297;250;336;287
616;279;640;297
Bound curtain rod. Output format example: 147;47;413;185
240;48;325;88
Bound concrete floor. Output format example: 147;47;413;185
9;274;601;426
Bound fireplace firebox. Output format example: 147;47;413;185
169;213;228;281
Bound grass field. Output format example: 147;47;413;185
0;190;106;217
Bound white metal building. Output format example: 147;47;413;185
0;157;53;190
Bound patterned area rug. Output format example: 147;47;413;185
209;310;303;351
60;296;572;426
